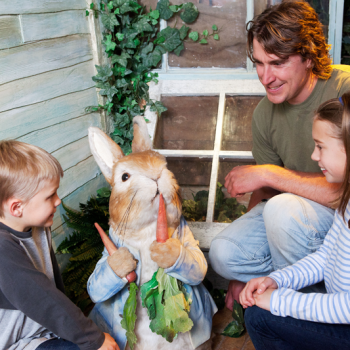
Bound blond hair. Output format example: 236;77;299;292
0;140;63;217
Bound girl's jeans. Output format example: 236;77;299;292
245;306;350;350
209;193;335;282
36;338;79;349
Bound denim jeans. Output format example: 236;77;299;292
209;194;335;282
36;338;79;349
245;306;350;350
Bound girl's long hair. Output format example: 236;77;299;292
314;91;350;220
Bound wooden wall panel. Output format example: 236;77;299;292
52;136;92;172
58;156;101;199
17;113;101;153
52;174;108;249
0;15;22;49
0;0;86;15
0;35;92;85
22;11;90;42
0;61;95;113
0;88;98;140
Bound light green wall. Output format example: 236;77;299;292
0;0;108;252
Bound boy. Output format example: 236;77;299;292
0;140;119;350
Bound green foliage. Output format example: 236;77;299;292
182;183;247;223
221;300;245;338
202;277;226;310
86;0;219;154
56;187;111;311
140;268;193;343
121;282;138;350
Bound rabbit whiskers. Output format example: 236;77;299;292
112;191;137;245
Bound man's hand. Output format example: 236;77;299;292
98;333;120;350
253;288;274;311
239;277;277;308
150;238;181;269
225;165;265;197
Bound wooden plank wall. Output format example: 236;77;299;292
0;0;108;251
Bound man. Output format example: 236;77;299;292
209;0;350;310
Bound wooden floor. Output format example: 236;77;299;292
212;307;255;350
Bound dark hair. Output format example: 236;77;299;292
314;92;350;220
247;1;332;79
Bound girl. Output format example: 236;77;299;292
240;91;350;350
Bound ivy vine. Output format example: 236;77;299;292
86;0;220;154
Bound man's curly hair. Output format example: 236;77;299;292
247;1;332;79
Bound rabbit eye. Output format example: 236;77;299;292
122;173;130;182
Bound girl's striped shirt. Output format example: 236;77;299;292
269;202;350;323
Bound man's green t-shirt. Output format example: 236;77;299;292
252;68;350;173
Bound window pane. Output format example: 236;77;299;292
167;0;247;68
154;96;219;150
270;0;329;39
342;4;350;64
222;95;263;151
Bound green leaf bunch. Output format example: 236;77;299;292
221;300;245;338
56;187;111;311
182;182;247;222
189;24;220;45
121;282;138;350
140;268;193;343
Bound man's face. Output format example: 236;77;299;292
253;38;314;105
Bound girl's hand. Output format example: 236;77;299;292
239;277;278;308
253;288;274;311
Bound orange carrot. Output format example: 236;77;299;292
156;193;168;243
94;222;136;283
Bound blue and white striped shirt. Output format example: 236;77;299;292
270;202;350;323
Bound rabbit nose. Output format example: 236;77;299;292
156;188;159;196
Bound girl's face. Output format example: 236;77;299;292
311;119;346;183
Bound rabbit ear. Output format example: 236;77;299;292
88;127;124;184
132;116;152;153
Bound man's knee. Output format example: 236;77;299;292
209;237;248;280
263;194;333;267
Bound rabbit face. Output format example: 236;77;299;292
109;150;182;234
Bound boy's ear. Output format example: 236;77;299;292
7;199;23;217
88;127;125;185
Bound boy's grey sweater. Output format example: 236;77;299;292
0;222;104;350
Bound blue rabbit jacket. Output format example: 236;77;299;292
87;216;217;349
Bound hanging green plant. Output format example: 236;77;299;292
85;0;220;154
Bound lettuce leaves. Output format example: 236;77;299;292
140;268;193;342
121;282;138;350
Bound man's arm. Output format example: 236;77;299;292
225;164;341;208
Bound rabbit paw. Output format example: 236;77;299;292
150;238;181;269
107;247;137;278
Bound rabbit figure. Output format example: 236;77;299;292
87;116;217;350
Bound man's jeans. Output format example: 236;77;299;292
209;193;335;282
245;306;350;350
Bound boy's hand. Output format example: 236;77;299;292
253;288;274;311
239;277;277;308
107;247;137;279
150;238;181;268
98;333;120;350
